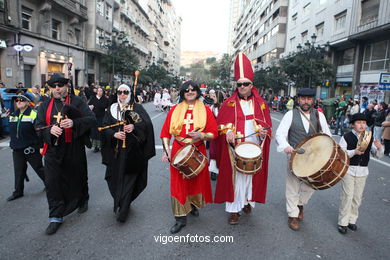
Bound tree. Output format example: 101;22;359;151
279;46;334;91
253;65;288;94
100;41;139;84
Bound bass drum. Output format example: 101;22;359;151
290;133;349;190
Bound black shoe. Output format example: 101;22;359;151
190;205;199;217
170;217;186;234
45;222;62;235
6;193;23;201
78;200;88;214
210;172;217;181
116;207;130;223
348;223;357;231
338;225;347;234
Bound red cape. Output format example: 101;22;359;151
214;87;272;203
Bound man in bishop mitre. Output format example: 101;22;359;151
214;52;272;225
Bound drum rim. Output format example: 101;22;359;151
172;144;195;165
290;133;337;178
234;141;262;159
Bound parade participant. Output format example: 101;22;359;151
88;87;109;152
160;80;218;234
275;88;331;231
101;84;155;223
161;88;172;111
153;90;162;111
208;90;224;181
36;73;96;235
214;52;272;225
6;93;45;201
337;113;384;234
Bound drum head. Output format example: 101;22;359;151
292;135;334;177
173;145;192;164
235;143;262;158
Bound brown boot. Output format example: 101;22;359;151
243;204;252;214
288;217;300;231
228;213;240;225
298;205;304;221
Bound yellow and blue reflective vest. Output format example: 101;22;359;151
9;107;40;149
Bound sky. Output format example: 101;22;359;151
171;0;230;54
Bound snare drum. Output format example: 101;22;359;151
172;144;207;179
234;142;263;175
290;133;349;190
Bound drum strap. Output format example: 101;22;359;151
298;108;319;134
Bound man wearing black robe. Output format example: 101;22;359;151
101;84;155;223
36;73;96;235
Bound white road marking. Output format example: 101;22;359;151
151;112;164;120
271;116;281;122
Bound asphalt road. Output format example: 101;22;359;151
0;103;389;260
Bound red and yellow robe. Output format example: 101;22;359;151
160;100;218;216
214;88;272;204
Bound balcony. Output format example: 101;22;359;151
121;10;136;24
52;0;87;21
353;19;378;35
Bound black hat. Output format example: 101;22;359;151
47;73;69;85
350;113;367;123
297;88;316;97
203;96;214;106
13;93;32;103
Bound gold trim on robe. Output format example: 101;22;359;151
171;194;206;217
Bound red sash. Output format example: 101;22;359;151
41;96;72;155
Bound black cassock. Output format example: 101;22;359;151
36;95;96;218
101;103;155;215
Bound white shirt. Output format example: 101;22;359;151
339;129;384;177
275;109;332;153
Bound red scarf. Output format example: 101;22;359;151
41;95;72;155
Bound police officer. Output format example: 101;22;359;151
7;93;45;201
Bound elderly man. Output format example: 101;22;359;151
214;52;272;225
36;73;96;235
275;88;331;231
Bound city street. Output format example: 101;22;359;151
0;103;389;259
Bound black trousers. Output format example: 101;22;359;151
12;147;45;195
384;139;390;155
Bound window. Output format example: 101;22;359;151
334;10;347;32
362;40;389;71
301;30;308;43
22;6;32;31
52;19;61;40
290;37;296;48
75;28;81;46
97;0;104;16
303;3;311;17
292;13;297;26
339;48;355;65
0;0;4;10
88;55;95;70
360;0;379;25
271;24;279;36
316;22;324;41
105;4;112;21
96;28;104;45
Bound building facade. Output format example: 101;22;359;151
0;0;181;89
230;0;288;71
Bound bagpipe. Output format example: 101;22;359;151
98;70;141;149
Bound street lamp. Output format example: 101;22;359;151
297;43;302;51
311;33;317;44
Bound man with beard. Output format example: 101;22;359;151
101;84;155;223
275;88;331;231
214;53;272;225
36;73;96;235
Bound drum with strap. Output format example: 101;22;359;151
290;133;349;190
234;142;263;175
172;144;207;179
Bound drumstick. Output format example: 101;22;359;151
294;148;305;154
235;127;271;140
178;128;201;142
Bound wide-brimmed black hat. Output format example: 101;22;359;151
350;113;367;123
12;93;32;103
297;88;316;97
203;96;214;106
47;73;69;85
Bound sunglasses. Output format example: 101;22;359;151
117;90;129;95
184;88;196;93
237;82;251;87
15;98;27;102
48;82;65;88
